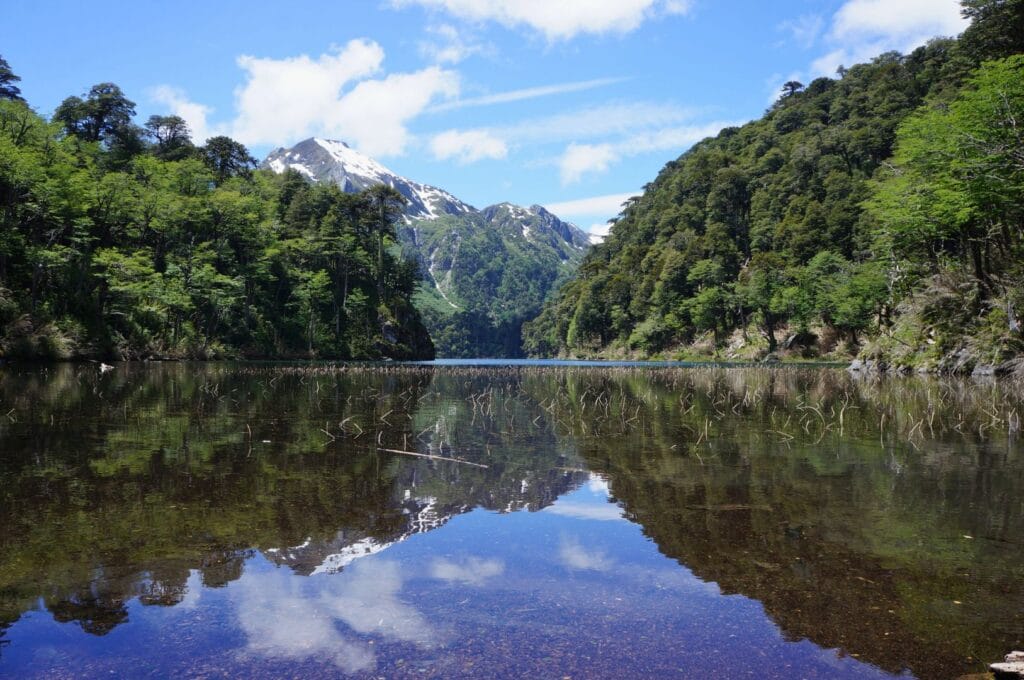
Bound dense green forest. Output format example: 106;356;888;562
525;0;1024;374
0;65;433;360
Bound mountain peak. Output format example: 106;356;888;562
263;138;474;221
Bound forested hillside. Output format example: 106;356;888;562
525;0;1024;374
0;68;433;360
406;203;589;357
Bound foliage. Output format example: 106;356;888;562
525;3;1024;370
408;205;588;357
0;91;433;360
0;55;24;102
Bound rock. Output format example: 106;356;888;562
939;347;976;374
847;358;887;374
991;651;1024;679
972;364;996;377
996;358;1024;378
761;352;781;365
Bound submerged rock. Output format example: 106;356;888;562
847;358;887;374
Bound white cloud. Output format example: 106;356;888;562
329;67;460;157
151;40;459;158
429;77;626;113
234;559;435;673
391;0;691;41
559;143;617;185
430;129;509;163
587;473;611;495
803;0;967;78
559;536;613;571
557;121;735;184
832;0;965;41
544;192;638;219
545;499;626;522
586;223;611;242
148;85;218;144
320;561;436;647
430;556;505;585
235;572;376;672
230;40;385;146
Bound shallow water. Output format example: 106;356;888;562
0;362;1021;678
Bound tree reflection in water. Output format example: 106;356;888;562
0;363;1020;678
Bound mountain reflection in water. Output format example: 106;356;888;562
0;363;1020;678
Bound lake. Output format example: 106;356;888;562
0;362;1021;678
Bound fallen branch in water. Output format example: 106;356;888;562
377;447;489;468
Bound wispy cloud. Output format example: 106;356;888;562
423;101;710;167
559;143;618;185
502;101;697;144
559;536;613;571
778;14;825;50
544;192;639;219
545;500;626;522
557;120;736;184
418;23;490;64
390;0;692;41
429;77;627;113
430;129;508;163
430;556;505;585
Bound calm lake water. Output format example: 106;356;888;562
0;362;1021;678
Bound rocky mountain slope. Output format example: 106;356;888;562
264;138;590;356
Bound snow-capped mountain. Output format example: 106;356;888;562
262;466;588;576
264;138;474;221
263;138;591;357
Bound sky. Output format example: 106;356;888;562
2;0;968;236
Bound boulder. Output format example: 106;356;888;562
991;651;1024;678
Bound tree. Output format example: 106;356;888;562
960;0;1024;61
144;115;194;161
0;55;24;102
365;184;406;300
738;253;791;351
781;81;804;97
53;82;136;144
317;193;370;337
201;136;256;185
869;56;1024;291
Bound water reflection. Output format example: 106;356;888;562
236;560;435;673
0;363;1021;678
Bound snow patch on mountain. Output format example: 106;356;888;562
264;138;474;222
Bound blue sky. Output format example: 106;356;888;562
2;0;966;235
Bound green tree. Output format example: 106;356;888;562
960;0;1024;60
365;184;406;300
738;253;791;352
0;55;24;102
200;136;256;185
53;83;136;144
144;115;194;161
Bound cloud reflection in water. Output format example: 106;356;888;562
234;559;435;672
